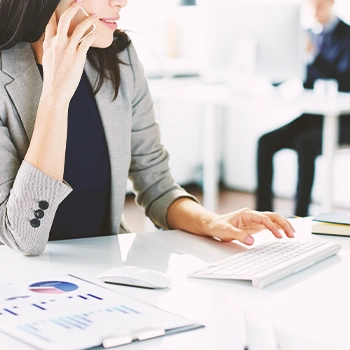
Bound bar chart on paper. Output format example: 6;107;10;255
0;275;197;350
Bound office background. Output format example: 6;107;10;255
117;0;350;227
1;3;350;348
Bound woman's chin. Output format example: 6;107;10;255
91;36;114;49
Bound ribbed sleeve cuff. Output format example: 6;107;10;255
13;161;72;203
4;161;73;255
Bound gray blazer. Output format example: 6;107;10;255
0;42;196;255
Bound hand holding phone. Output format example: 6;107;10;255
78;7;97;44
41;2;99;102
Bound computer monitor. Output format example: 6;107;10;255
197;0;306;84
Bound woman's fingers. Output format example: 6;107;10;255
78;33;99;55
218;226;255;245
56;0;85;38
45;12;57;40
208;209;295;245
55;1;99;49
211;210;295;245
70;16;99;46
241;211;295;239
265;212;295;238
245;212;282;238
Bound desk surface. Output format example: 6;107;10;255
149;79;350;115
1;218;350;350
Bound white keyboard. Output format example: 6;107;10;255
189;241;341;289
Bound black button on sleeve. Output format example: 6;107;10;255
39;201;49;210
34;209;44;219
30;219;41;228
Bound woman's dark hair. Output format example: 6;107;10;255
87;32;131;100
0;0;131;100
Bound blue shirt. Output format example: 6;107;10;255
37;65;112;240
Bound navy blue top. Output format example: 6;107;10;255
37;65;112;240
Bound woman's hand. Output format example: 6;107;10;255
204;208;295;245
167;199;295;246
41;1;99;102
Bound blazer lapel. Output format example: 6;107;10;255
85;61;132;233
2;42;42;140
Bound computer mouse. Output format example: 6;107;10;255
96;265;172;289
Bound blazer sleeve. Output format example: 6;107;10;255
0;106;72;255
126;44;199;229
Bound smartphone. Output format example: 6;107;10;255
78;7;97;44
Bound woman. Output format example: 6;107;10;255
0;0;294;256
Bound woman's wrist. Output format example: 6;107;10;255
40;89;71;109
196;210;219;237
167;197;218;237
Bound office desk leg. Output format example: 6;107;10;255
203;103;220;212
321;111;339;212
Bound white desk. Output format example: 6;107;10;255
149;79;350;213
1;218;350;350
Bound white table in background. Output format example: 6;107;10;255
1;218;350;349
149;79;350;213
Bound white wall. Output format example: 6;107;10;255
333;0;350;24
119;1;203;76
119;0;350;61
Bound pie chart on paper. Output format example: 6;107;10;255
28;281;79;294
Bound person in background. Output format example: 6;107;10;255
256;0;350;217
0;0;294;256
